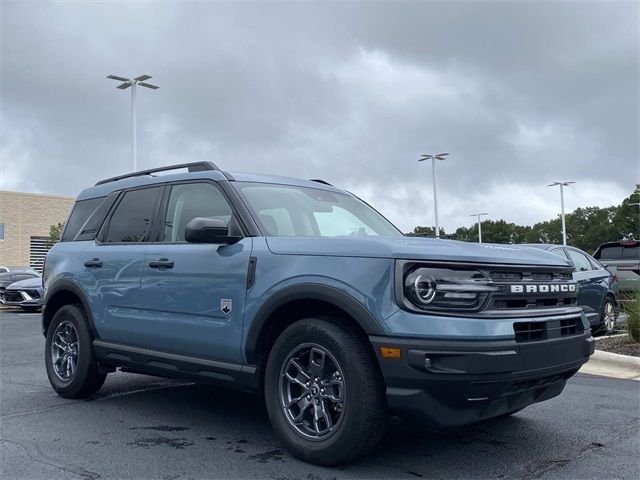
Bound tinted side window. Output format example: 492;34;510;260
163;183;233;242
75;192;120;242
104;187;163;243
62;198;104;241
566;249;593;272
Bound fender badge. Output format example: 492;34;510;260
221;299;232;314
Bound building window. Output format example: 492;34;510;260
0;223;4;240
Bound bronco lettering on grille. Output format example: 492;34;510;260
510;284;576;294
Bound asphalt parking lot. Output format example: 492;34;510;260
1;308;639;480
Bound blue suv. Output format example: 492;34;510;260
43;162;594;465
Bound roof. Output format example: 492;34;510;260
78;163;343;201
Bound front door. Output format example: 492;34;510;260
139;182;251;363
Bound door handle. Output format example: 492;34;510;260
84;258;103;268
148;259;174;269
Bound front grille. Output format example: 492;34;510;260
514;317;583;343
486;268;577;313
3;291;24;303
489;271;572;282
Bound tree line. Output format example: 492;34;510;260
407;187;639;254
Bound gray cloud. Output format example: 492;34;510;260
1;0;638;232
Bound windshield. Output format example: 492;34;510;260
235;182;403;237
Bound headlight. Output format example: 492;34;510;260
403;267;499;312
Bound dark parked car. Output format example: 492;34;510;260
525;244;620;334
1;276;44;312
0;270;41;300
593;239;639;296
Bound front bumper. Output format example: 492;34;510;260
0;290;43;308
370;331;594;427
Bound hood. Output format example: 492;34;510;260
265;236;571;267
7;277;43;290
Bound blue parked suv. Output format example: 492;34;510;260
43;162;594;465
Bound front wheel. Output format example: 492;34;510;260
264;317;388;466
45;304;106;398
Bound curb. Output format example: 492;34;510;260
580;349;640;381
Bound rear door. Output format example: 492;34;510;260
86;186;164;342
139;181;252;363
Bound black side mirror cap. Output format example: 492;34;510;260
185;217;241;244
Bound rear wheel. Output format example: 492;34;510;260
264;317;388;466
594;297;617;336
45;304;106;398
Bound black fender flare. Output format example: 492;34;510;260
42;279;99;338
244;283;384;364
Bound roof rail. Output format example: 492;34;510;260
95;162;220;186
309;179;333;186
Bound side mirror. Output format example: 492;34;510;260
185;217;241;244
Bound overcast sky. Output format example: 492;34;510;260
1;0;638;232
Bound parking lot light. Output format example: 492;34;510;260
418;152;449;238
548;181;575;246
470;212;489;243
107;74;159;172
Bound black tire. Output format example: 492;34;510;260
45;304;106;398
593;296;617;336
264;317;388;466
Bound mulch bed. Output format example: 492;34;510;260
596;334;640;357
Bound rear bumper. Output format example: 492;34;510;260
370;331;594;427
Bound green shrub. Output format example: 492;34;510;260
624;289;640;343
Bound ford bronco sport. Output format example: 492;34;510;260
43;162;594;465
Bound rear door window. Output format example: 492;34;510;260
104;187;163;243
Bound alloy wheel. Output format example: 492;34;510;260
51;321;79;381
604;301;616;333
279;343;346;440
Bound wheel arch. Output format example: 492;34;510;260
42;280;98;338
244;284;385;384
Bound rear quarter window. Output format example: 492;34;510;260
62;197;105;241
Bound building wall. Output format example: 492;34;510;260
0;191;75;268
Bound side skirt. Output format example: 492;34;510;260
93;340;259;390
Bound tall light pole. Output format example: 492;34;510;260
548;181;575;246
107;74;159;172
470;212;488;243
419;152;448;238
